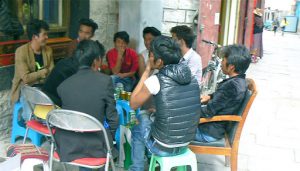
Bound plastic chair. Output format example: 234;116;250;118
21;85;55;145
46;109;115;171
189;78;257;171
115;100;140;167
116;100;140;124
149;148;197;171
10;101;43;146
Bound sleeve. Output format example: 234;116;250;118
106;50;117;70
15;48;45;84
144;75;160;95
130;49;139;72
104;77;119;136
200;83;234;118
46;47;54;73
190;54;202;86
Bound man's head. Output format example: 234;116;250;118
74;40;105;70
113;31;130;50
220;45;251;76
149;35;182;69
170;25;195;49
78;18;98;41
143;27;161;50
27;19;49;47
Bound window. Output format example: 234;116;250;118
16;0;70;37
41;0;62;26
31;0;63;27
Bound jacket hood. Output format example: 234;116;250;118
159;64;191;85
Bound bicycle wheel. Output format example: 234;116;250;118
201;70;214;95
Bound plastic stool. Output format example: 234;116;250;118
116;100;140;124
10;102;43;146
149;148;197;171
116;104;125;125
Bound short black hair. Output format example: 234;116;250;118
113;31;130;44
27;19;49;40
79;18;98;34
170;25;195;48
221;44;251;74
143;27;161;38
95;40;106;59
150;35;182;65
74;40;104;67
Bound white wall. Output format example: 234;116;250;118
119;0;163;53
118;0;198;53
90;0;119;50
162;0;199;35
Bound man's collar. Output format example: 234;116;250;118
78;66;90;70
223;74;246;82
182;48;193;60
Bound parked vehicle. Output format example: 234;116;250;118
264;20;273;31
201;39;226;95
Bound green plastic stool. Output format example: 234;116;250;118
149;148;197;171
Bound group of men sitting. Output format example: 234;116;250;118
10;18;252;171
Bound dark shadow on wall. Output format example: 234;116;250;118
0;66;14;91
69;0;90;39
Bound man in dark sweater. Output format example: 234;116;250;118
196;44;252;142
55;40;118;171
42;18;98;106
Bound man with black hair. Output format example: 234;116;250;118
196;44;251;142
42;18;98;106
55;40;118;171
138;26;161;77
170;25;202;87
128;36;201;171
11;19;53;119
106;31;139;91
69;18;99;57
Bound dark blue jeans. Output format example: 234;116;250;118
195;127;218;142
128;114;186;171
111;75;134;92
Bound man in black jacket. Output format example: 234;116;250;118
54;40;118;170
129;36;201;171
42;18;98;106
196;44;251;142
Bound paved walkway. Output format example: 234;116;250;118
197;31;300;171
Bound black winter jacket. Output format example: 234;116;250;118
199;74;247;139
151;64;201;146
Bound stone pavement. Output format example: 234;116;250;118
1;31;300;171
196;31;300;171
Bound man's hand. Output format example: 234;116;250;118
146;56;155;73
117;47;125;59
148;107;156;113
201;95;211;104
39;68;49;79
117;73;125;78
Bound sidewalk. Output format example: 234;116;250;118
197;31;300;171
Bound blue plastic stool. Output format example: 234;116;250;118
116;104;126;125
10;102;43;146
115;103;127;150
116;100;140;124
115;100;140;149
149;148;198;171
